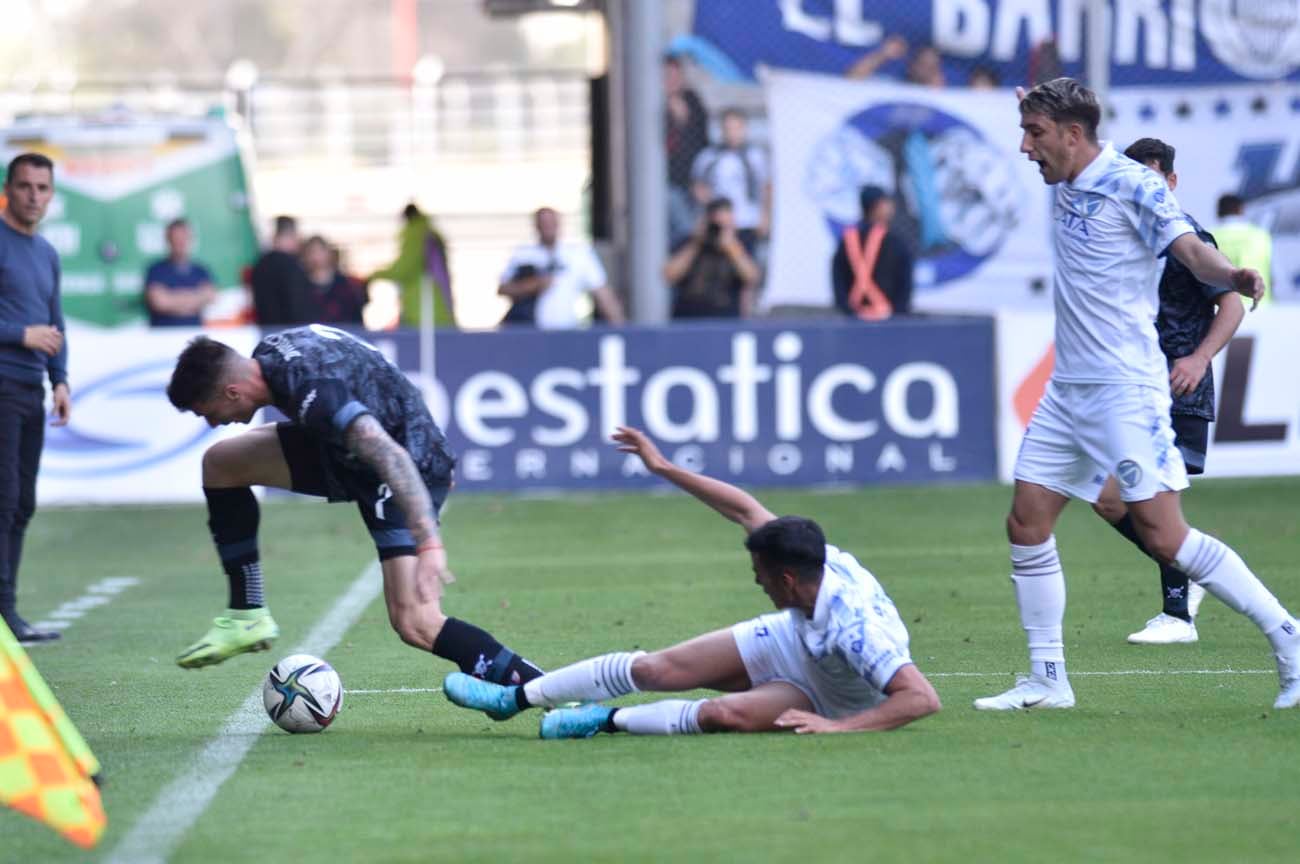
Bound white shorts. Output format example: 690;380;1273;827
1014;381;1189;504
731;610;902;720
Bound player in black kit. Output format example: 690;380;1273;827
166;325;542;685
1092;138;1246;645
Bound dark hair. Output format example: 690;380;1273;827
968;65;1000;86
1124;138;1175;174
165;217;190;235
167;336;242;410
1217;194;1245;218
859;184;888;215
663;53;683;69
302;233;330;251
705;196;733;215
272;215;298;237
402;203;421;221
720;107;746;124
1019;77;1100;142
744;516;827;584
5;152;54;185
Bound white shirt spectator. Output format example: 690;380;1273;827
690;144;768;232
500;242;608;330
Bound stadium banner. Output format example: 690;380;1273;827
691;1;1300;86
1106;83;1300;306
762;70;1053;313
994;306;1300;482
39;319;996;503
764;74;1300;314
0;115;258;327
37;325;258;505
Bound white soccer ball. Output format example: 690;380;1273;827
263;654;344;733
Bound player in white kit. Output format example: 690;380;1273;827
442;426;941;738
975;78;1300;711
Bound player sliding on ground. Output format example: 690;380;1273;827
977;78;1299;712
443;426;941;739
165;325;542;688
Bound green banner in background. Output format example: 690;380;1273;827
1;114;258;327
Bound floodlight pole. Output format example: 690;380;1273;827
616;0;668;324
1087;0;1111;136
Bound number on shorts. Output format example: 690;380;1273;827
374;483;393;522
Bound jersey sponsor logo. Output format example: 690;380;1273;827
1116;459;1143;488
805;101;1022;287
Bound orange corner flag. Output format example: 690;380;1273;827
1;619;106;849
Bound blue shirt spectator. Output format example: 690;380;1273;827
144;218;216;327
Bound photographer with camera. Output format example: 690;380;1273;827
663;198;760;320
498;207;624;329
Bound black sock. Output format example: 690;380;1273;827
1160;562;1192;621
515;687;534;711
204;487;264;610
1110;514;1191;622
603;708;621;733
432;617;543;684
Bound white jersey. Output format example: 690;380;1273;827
1050;143;1196;385
500;241;607;330
794;544;912;696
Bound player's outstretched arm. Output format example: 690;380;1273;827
1169;233;1266;310
774;664;941;734
612;426;776;534
344;414;451;588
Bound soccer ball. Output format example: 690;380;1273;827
262;654;344;733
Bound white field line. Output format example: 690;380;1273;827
104;561;383;864
30;576;140;633
347;687;443;695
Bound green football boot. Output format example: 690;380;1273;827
177;608;280;669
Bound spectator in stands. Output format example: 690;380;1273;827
847;38;946;88
665;53;710;248
498;206;624;329
664;198;760;320
369;203;454;328
251;215;310;326
300;235;366;325
831;186;913;321
1215;194;1273;304
968;66;1000;89
143;217;217;327
690;109;769;256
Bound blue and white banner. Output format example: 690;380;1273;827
692;1;1300;86
762;70;1053;313
39;321;997;502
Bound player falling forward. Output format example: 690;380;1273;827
1094;137;1243;645
443;427;940;739
166;325;541;687
976;78;1299;712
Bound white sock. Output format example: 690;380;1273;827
1011;536;1069;686
522;651;643;708
611;699;704;735
1174;529;1294;647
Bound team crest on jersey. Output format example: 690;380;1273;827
1063;189;1105;219
1116;459;1143;489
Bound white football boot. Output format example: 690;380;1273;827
1127;613;1198;645
973;674;1075;711
1187;581;1207;619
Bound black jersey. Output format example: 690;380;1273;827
1156;215;1229;421
253;325;452;499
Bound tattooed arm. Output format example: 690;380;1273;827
343;414;452;585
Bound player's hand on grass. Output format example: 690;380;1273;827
774;708;843;734
1169;354;1209;397
50;382;71;426
1229;267;1265;310
22;324;62;355
612;426;670;474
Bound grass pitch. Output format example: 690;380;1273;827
6;478;1300;863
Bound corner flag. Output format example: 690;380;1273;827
0;619;106;848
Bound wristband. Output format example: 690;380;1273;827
416;540;444;554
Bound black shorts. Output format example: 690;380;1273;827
276;422;452;560
1171;413;1209;476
